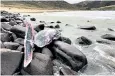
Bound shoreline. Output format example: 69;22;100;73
0;7;70;13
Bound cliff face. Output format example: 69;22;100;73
1;1;115;10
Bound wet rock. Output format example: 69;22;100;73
39;21;45;23
17;45;24;52
79;26;96;30
0;41;5;48
1;49;23;75
75;36;92;46
108;28;114;31
50;22;54;23
53;60;77;75
59;37;71;44
1;10;9;15
14;38;24;45
53;41;87;72
1;22;12;31
42;47;53;59
101;34;115;41
9;20;17;26
4;42;20;50
57;21;61;23
46;25;54;28
49;25;54;28
10;26;26;38
16;20;23;24
65;24;71;26
96;40;111;44
0;33;12;42
22;53;53;75
30;18;36;21
55;24;60;28
1;17;9;22
34;24;45;32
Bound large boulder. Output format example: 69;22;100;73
10;26;26;38
1;49;23;75
79;25;96;30
101;34;115;41
0;33;13;42
0;41;5;48
42;47;53;59
59;37;71;44
14;38;24;45
52;41;87;72
34;24;44;32
17;45;24;52
21;53;53;75
4;42;20;50
53;60;77;75
1;17;9;22
75;36;92;46
9;20;17;26
1;22;12;31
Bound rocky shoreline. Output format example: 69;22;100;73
1;10;115;75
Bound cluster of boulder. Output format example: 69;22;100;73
0;11;87;75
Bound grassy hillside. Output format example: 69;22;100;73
1;1;115;10
1;1;78;10
74;1;115;10
92;5;115;10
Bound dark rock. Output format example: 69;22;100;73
101;34;115;41
34;24;45;32
49;26;54;28
79;26;96;30
1;10;9;15
30;18;36;21
53;60;77;75
96;40;111;44
65;24;71;26
4;42;20;50
0;41;5;48
22;53;53;75
9;20;17;26
57;21;61;23
1;22;12;31
10;26;26;38
42;47;53;59
55;24;60;28
0;33;13;42
39;21;45;23
17;45;24;52
1;17;9;22
50;22;54;23
14;38;24;45
108;28;114;31
16;20;23;24
53;41;87;72
59;37;71;44
87;20;90;22
1;49;23;75
75;36;92;45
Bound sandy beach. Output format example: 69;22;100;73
0;7;68;13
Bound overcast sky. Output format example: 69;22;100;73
64;0;85;4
